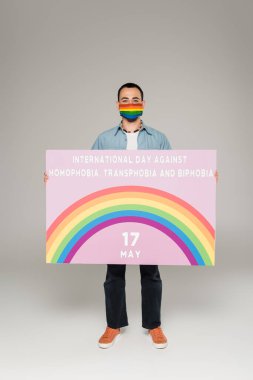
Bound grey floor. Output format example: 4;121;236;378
1;232;252;380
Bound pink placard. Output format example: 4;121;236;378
46;150;216;266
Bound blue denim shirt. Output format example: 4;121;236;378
91;121;172;150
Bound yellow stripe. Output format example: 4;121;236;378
47;197;214;263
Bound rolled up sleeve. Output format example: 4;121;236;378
91;136;101;150
160;134;172;150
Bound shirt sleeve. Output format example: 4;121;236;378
91;136;101;150
160;134;172;150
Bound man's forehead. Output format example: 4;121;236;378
119;88;142;99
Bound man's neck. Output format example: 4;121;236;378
121;117;142;132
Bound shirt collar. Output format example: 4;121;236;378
114;120;152;136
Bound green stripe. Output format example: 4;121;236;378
52;204;212;264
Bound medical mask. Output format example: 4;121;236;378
119;103;144;121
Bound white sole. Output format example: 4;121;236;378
148;332;168;349
98;332;121;349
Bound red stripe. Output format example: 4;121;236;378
46;186;215;240
119;104;143;108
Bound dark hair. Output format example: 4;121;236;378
117;82;144;101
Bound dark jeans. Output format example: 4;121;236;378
103;264;162;329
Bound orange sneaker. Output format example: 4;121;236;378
98;326;121;349
148;326;168;349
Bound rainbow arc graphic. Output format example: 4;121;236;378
46;185;215;265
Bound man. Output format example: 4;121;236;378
44;82;219;349
92;82;171;349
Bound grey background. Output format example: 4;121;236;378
1;0;252;379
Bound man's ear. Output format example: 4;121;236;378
142;100;146;109
116;101;120;110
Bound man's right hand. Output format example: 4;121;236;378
44;171;49;183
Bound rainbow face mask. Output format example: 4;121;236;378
119;103;144;120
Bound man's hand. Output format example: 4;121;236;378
44;171;49;184
214;169;219;183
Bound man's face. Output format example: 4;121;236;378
116;87;145;109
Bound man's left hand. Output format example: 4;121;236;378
214;169;219;183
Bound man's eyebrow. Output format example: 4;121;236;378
120;96;141;101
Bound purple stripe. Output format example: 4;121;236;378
64;216;198;265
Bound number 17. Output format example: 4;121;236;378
122;232;140;246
